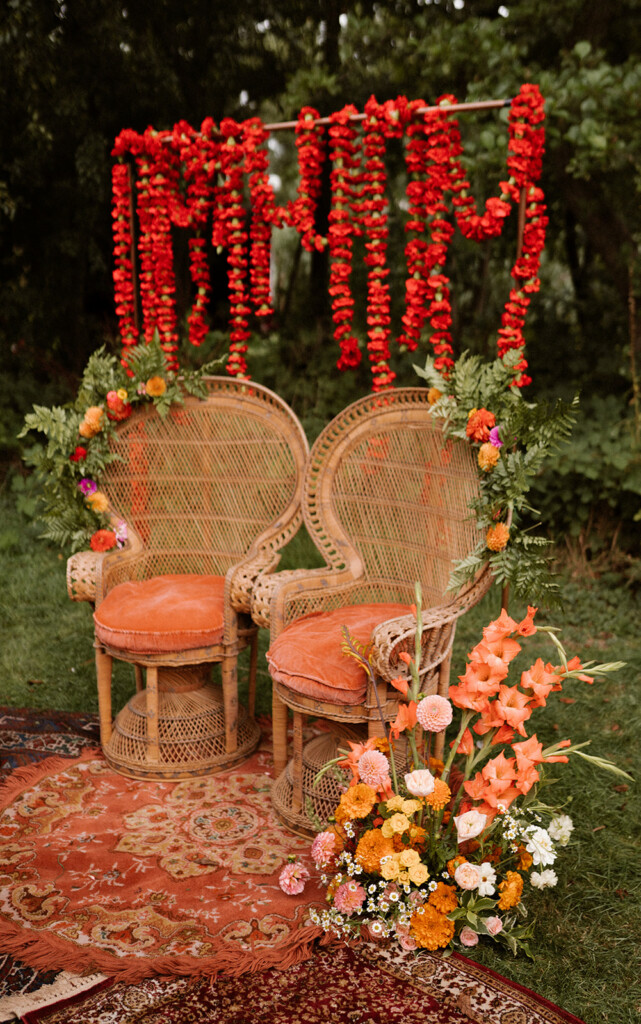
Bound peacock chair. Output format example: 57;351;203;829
251;387;492;836
66;376;309;780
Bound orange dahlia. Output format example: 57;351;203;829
410;904;456;950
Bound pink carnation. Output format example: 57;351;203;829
278;861;309;896
357;749;391;790
416;694;453;732
459;926;479;947
310;830;337;867
333;880;367;914
485;915;503;936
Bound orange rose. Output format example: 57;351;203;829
146;376;167;397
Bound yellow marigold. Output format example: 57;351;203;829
497;870;524;910
478;442;500;472
86;490;109;513
427;387;442;406
381;813;411;838
335;783;377;824
516;845;533;871
410;904;456;951
423;777;451;812
447;855;467;878
78;406;104;438
355;829;395;874
146;375;167;397
486;522;510;552
428;882;458;914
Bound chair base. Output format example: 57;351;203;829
270;732;411;838
103;683;261;780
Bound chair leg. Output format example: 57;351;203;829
221;654;238;754
272;689;289;777
134;664;144;692
291;711;304;814
247;629;258;719
146;666;160;764
95;645;113;747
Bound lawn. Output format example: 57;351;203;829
0;488;640;1024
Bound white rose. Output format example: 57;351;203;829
530;869;558;889
454;809;487;843
524;826;556;867
454;861;481;890
477;861;497;897
548;814;574;846
404;769;435;798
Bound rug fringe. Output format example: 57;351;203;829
0;915;326;984
0;749;103;806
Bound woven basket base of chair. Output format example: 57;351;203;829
271;731;410;839
103;683;261;781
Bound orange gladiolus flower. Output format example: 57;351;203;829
494;684;533;737
390;701;417;739
516;606;538;636
473;635;522;666
390;676;409;698
482;609;519;643
520;658;562;708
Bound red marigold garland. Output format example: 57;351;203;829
217;118;251;378
111;159;139;349
328;104;362;373
288;107;327;254
244;117;277;318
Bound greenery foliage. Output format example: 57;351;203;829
414;349;577;603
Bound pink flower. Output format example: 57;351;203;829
278;861;309;896
357;749;391;791
395;923;418;951
485;916;503;936
404;768;435;797
333;880;367;914
489;427;503;449
78;477;98;496
310;831;337;867
416;694;453;732
460;926;479;947
454;861;482;890
454;809;487;842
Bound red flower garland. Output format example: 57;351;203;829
218;119;251;378
328;105;362;372
288;107;327;254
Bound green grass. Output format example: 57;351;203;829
0;487;640;1024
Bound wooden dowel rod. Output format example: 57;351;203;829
263;98;511;132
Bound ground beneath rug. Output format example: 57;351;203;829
19;942;586;1024
0;744;325;983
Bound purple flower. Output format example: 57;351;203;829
489;427;503;449
78;478;98;496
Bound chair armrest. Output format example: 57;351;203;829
252;567;359;635
66;550;105;604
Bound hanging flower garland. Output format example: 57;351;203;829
288;106;327;254
328;104;362;373
244;117;277;318
216;118;251;378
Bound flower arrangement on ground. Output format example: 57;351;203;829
19;333;223;552
282;584;630;957
415;346;578;605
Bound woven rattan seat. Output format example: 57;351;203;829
66;376;308;780
252;387;492;835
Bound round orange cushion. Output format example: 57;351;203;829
266;603;410;705
94;574;226;654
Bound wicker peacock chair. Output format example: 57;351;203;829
66;376;308;780
251;387;493;836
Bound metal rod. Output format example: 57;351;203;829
263;98;511;132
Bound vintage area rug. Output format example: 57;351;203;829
0;745;324;984
0;708;586;1024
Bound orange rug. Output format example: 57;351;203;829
0;742;325;983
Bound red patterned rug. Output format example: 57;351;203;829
0;743;324;983
18;942;586;1024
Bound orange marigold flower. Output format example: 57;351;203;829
447;855;467;878
487;522;510;552
334;783;377;824
90;529;117;552
355;828;395;873
146;376;167;397
428;882;458;914
78;406;104;438
497;870;524;910
478;442;500;472
86;490;109;513
410;904;456;950
423;777;451;811
466;408;496;443
516;845;533;871
427;387;442;405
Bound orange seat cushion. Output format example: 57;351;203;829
266;603;410;705
94;574;226;654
